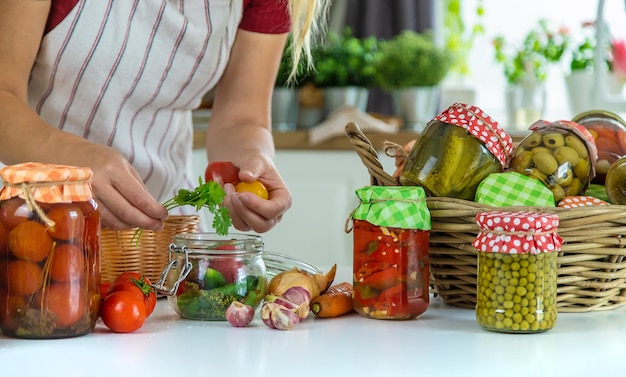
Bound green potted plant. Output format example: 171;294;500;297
373;30;452;130
492;19;568;129
443;0;485;78
493;19;568;85
311;27;380;115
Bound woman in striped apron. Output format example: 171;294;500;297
0;0;329;233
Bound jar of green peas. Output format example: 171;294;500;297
472;211;562;333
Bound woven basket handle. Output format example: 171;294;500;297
344;122;398;187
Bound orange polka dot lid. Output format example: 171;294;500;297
472;211;562;255
558;196;609;208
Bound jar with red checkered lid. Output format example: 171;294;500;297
0;163;100;339
399;103;513;200
472;211;562;333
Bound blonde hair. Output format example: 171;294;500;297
286;0;332;81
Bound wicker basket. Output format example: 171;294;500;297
346;122;626;313
101;215;200;283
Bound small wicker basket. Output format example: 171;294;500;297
346;122;626;313
101;215;200;283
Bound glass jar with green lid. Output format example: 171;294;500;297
350;185;431;320
472;211;562;333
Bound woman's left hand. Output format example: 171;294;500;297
221;157;291;233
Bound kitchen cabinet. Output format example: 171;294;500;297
192;149;398;268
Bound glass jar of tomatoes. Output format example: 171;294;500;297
351;186;431;320
572;110;626;184
0;163;100;339
399;103;513;200
155;233;267;321
473;211;561;333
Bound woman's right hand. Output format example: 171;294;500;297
69;143;169;231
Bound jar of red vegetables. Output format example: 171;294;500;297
350;186;431;320
473;211;561;333
572;110;626;184
0;162;101;339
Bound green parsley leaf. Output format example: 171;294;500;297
131;177;232;245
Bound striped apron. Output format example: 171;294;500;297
28;0;243;210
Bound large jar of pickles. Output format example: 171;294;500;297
400;103;513;200
472;211;562;333
0;163;100;339
351;186;430;320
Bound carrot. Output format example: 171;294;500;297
310;282;354;318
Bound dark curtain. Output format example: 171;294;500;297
341;0;435;114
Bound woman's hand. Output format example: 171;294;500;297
85;145;169;230
222;155;291;233
205;29;292;233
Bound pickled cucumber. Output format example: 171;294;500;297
400;121;503;200
476;252;558;333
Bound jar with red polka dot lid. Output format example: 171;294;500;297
472;211;562;333
399;102;513;200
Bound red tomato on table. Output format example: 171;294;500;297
107;272;157;316
101;291;147;333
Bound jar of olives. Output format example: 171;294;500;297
509;120;598;203
0;163;101;339
351;186;431;320
400;103;513;200
472;211;562;333
155;233;267;321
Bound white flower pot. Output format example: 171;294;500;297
391;86;440;132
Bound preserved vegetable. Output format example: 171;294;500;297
350;186;430;320
473;211;561;333
509;120;597;202
0;163;100;339
157;233;267;321
400;103;512;200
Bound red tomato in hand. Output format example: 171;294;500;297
205;161;240;187
101;291;147;333
108;272;157;316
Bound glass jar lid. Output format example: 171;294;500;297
472;211;562;254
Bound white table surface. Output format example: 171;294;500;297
1;267;625;377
